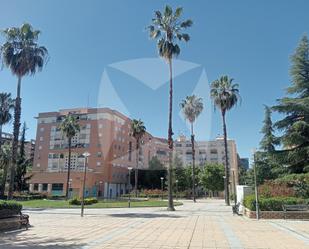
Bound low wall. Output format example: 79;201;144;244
0;216;21;231
244;208;309;219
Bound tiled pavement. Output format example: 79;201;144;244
0;199;308;249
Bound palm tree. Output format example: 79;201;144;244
0;145;11;198
148;5;192;211
180;95;203;202
0;93;15;197
130;119;146;197
59;114;80;199
1;23;48;199
210;75;240;206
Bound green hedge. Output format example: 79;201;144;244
0;201;23;218
69;197;98;205
243;195;308;211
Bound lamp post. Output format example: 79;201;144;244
99;181;103;198
81;151;90;217
69;178;72;199
175;180;179;201
232;170;237;206
128;167;132;208
252;148;260;220
160;177;164;200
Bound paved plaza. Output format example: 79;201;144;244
0;199;308;249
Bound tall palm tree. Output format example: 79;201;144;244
59;114;80;199
1;23;48;199
0;145;11;198
210;75;240;206
0;93;15;198
180;95;203;202
148;5;192;211
130;119;146;197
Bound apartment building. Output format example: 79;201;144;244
29;107;169;198
0;132;35;163
174;135;239;185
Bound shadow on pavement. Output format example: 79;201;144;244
107;213;182;218
0;231;87;249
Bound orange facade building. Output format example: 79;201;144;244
29;108;169;198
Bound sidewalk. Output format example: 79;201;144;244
0;199;308;249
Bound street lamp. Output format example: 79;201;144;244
160;177;164;200
99;181;103;197
128;167;133;208
175;180;179;201
69;178;72;199
252;148;260;220
232;170;237;206
81;151;90;217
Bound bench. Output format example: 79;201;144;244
20;213;30;230
282;204;309;219
232;203;240;215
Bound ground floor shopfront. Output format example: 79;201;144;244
28;171;128;199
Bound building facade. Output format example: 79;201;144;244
29;108;169;198
174;135;239;185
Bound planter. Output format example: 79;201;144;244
0;209;20;219
243;207;309;219
0;216;21;231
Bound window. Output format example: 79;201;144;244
40;127;45;132
97;152;102;157
52;183;63;191
40;137;43;141
210;149;218;154
99;133;102;137
42;184;48;191
96;162;101;166
33;184;38;191
36;163;40;167
39;146;42;150
99;124;103;129
175;144;182;147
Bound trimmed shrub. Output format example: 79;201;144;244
243;195;308;211
0;201;23;218
69;197;98;205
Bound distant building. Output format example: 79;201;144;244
0;132;35;163
29;107;169;198
174;135;239;185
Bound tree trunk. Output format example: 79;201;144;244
65;138;72;200
167;58;175;211
190;122;196;202
8;76;22;199
135;139;139;198
0;124;4;197
222;111;230;206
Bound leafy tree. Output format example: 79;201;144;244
15;122;32;191
211;75;240;205
130;119;146;197
180;95;203;202
0;93;14;197
59;114;80;199
199;163;224;197
0;145;11;198
272;35;309;173
1;23;48;199
260;106;279;152
148;5;192;211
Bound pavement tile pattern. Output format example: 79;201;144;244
0;199;308;249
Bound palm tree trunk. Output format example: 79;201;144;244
190;122;196;202
65;138;72;200
135;139;139;197
222;111;230;206
8;76;22;199
167;58;175;211
0;124;6;198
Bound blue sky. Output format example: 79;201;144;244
0;0;308;159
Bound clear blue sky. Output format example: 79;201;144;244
0;0;308;159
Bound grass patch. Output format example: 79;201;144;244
18;199;183;209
